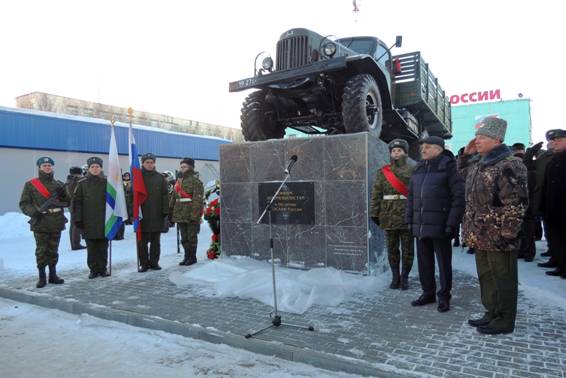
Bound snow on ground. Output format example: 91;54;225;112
0;211;212;280
170;258;386;314
0;298;362;378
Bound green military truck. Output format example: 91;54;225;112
229;28;451;158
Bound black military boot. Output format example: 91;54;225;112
468;313;492;327
389;269;400;289
179;254;189;266
48;265;64;284
36;267;47;288
400;270;410;290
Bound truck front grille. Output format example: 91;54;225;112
276;36;309;71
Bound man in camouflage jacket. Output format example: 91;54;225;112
19;157;69;288
459;117;528;335
371;139;414;290
170;158;204;266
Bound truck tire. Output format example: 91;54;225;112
341;74;382;137
240;91;285;141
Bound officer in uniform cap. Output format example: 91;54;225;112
72;157;110;278
541;129;566;278
138;152;169;271
19;156;69;288
170;157;204;266
371;139;415;290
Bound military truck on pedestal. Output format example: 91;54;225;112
229;28;452;158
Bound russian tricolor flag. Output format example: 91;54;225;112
128;120;147;241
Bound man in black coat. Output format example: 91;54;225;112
72;157;110;278
541;129;566;278
138;153;169;272
406;136;466;312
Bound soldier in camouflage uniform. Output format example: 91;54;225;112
170;158;204;266
371;139;414;290
459;117;528;335
19;157;69;288
72;157;111;279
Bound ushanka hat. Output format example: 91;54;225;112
141;153;156;162
87;157;103;167
388;139;409;154
36;157;54;167
475;117;507;141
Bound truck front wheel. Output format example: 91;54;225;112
240;91;285;141
341;74;383;137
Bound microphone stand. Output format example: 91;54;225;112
245;168;314;339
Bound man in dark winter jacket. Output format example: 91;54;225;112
406;136;465;312
138;153;169;272
459;117;528;335
66;166;86;250
371;139;415;290
72;157;110;278
19;157;69;288
540;129;566;278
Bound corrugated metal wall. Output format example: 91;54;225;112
0;106;232;160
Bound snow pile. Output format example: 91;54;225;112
0;212;32;240
170;258;382;314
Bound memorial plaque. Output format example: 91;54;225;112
258;182;315;225
220;133;392;274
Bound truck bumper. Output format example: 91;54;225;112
228;57;347;92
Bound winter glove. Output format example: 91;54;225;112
371;217;380;226
445;226;455;238
523;141;543;163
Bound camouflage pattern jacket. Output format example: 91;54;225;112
72;174;107;239
19;171;69;232
169;170;204;224
370;156;413;230
458;144;528;251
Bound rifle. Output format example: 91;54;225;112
28;185;67;226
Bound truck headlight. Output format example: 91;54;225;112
262;57;274;71
323;42;336;57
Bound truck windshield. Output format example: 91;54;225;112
337;37;376;55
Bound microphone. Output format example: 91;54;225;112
284;155;298;174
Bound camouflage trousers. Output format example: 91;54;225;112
385;229;414;273
33;232;61;269
179;222;200;263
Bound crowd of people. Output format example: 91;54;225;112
17;120;566;336
19;154;205;285
371;118;566;335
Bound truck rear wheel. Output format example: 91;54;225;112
341;74;382;137
240;91;285;141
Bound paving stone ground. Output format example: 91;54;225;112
1;256;566;378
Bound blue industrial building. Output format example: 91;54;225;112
0;106;231;160
0;106;232;213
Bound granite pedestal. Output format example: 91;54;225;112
219;132;391;274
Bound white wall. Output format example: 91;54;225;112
1;147;219;214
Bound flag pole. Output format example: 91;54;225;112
109;116;115;277
129;107;141;272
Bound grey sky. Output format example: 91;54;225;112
1;0;563;143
